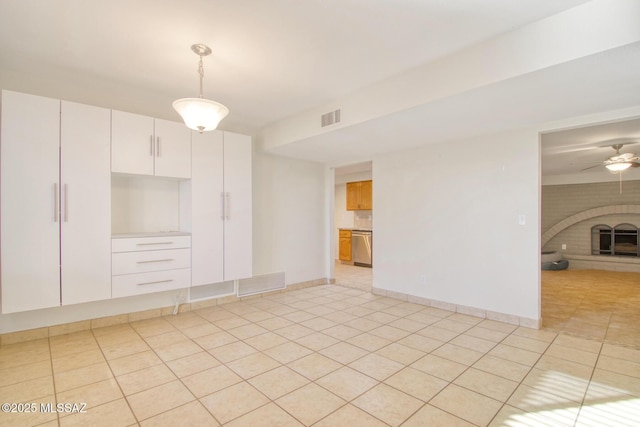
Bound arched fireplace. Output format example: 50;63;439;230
591;223;639;257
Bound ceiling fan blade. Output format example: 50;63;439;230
580;164;602;171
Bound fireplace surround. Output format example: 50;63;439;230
591;223;639;257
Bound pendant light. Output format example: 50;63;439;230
173;44;229;132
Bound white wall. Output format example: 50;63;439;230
373;129;540;322
252;151;327;285
111;175;182;234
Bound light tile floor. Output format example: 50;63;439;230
337;261;640;350
334;261;372;291
2;284;640;426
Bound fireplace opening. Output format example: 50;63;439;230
591;223;639;257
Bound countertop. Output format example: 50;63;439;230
112;231;191;239
339;228;373;232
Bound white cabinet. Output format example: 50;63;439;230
1;91;60;313
222;132;253;281
154;119;192;178
111;235;191;298
191;131;224;285
1;91;111;313
111;110;191;179
60;101;112;305
191;131;252;286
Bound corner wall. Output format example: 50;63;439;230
372;129;540;323
252;151;327;285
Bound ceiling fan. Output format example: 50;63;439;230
582;144;640;173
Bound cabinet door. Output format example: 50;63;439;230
60;101;112;305
111;110;154;175
346;182;359;210
360;180;373;210
223;132;253;281
339;236;352;261
191;130;224;285
1;90;61;313
154;119;191;179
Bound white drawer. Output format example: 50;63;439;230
112;248;191;275
112;235;191;253
112;269;191;298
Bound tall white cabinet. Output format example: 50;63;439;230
191;131;252;286
1;91;111;313
1;91;60;313
60;101;112;305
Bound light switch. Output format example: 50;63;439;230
518;214;526;225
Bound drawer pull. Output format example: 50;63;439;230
136;242;174;246
136;259;174;264
136;279;174;286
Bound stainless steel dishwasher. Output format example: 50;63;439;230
352;230;372;267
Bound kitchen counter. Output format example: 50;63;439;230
339;228;373;232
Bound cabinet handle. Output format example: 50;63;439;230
136;242;174;246
156;136;160;157
53;183;59;222
136;259;174;264
136;279;174;286
225;192;230;220
220;192;225;220
63;184;69;222
150;135;153;156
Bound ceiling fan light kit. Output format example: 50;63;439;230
605;162;632;173
603;144;638;174
173;44;229;133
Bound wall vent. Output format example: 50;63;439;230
238;272;285;297
321;109;341;127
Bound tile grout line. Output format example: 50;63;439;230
572;339;605;427
90;326;141;426
130;318;225;426
483;326;559;427
47;336;61;427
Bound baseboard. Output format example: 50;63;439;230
371;287;540;329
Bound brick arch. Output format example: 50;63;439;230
542;205;640;247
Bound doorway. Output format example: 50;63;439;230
540;117;640;348
333;162;373;291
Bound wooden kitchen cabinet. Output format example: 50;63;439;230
339;229;352;261
346;180;373;210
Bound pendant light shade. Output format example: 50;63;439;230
172;98;229;132
173;44;228;132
